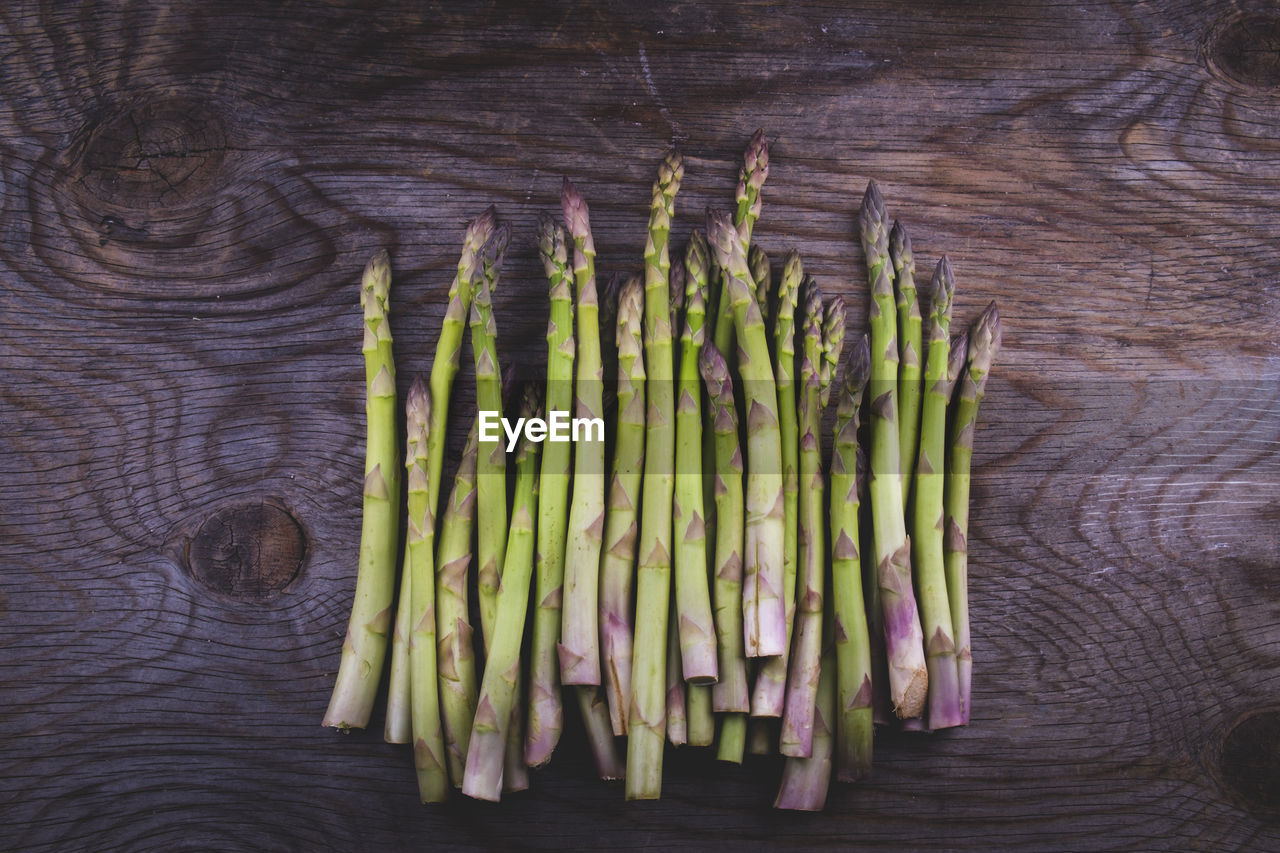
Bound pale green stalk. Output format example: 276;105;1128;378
912;259;965;731
716;713;748;764
600;276;646;735
323;250;399;731
386;213;494;743
674;235;716;683
627;150;684;800
403;377;448;802
470;225;512;650
891;221;923;511
701;343;749;714
560;179;607;687
462;386;542;802
945;300;1002;725
831;337;873;781
435;419;479;785
780;281;827;758
706;209;786;660
527;214;574;767
751;251;801;717
860;181;927;719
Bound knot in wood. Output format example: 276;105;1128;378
185;501;305;601
1217;709;1280;818
75;98;228;212
1207;14;1280;89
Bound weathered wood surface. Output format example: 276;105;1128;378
1;0;1278;849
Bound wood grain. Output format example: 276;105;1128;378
1;0;1277;850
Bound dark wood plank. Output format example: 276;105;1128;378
1;0;1278;850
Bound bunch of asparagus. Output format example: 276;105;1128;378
322;134;1002;811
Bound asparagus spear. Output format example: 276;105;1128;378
711;131;770;368
575;688;626;780
435;418;480;784
736;129;770;249
891;221;923;511
716;713;748;764
627;150;684;800
379;213;498;744
706;208;787;660
672;245;718;747
427;209;496;513
463;385;543;802
674;228;717;684
701;342;749;714
780;279;827;757
665;602;688;748
821;295;846;409
560;179;607;687
527;215;574;767
860;181;928;720
774;647;835;811
385;515;415;743
858;440;893;727
911;259;966;731
403;376;448;802
749;243;772;340
946;300;1002;725
750;251;802;717
687;684;715;747
600;275;646;735
831;336;873;781
470;225;513;650
323;250;399;731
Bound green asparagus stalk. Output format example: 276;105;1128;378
674;228;717;684
751;251;802;717
470;225;512;650
706;209;787;660
672;250;719;746
858;440;893;727
435;418;480;785
716;713;748;764
821;295;846;409
749;243;771;340
627;149;684;800
711;131;770;369
780;279;827;758
429;208;496;522
323;250;399;731
382;213;496;744
736;129;770;249
946;300;1002;725
701;342;749;714
831;336;873;781
911;258;966;730
860;181;928;720
560;179;607;687
687;684;715;747
665;601;687;747
462;385;543;802
403;376;448;802
691;233;722;704
891;221;923;511
385;522;415;743
600;275;646;735
527;214;575;767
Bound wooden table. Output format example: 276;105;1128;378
3;1;1277;849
